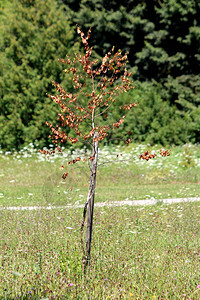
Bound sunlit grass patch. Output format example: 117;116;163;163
1;202;200;298
0;143;199;207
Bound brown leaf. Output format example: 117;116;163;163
62;172;68;179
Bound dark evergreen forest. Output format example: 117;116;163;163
0;0;199;150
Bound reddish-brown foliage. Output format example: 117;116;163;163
46;27;134;146
160;149;170;157
139;151;157;161
45;26;136;178
139;149;170;160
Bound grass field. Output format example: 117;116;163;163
0;143;200;299
1;203;200;299
0;143;199;207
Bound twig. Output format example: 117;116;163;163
98;156;136;167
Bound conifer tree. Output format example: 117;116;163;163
0;0;76;150
63;0;200;144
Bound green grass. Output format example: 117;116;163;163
0;144;200;298
1;202;200;299
0;143;199;207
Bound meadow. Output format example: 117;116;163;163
0;143;200;299
0;143;199;207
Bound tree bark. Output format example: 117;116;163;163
84;132;99;270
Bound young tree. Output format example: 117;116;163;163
45;26;136;269
45;27;169;270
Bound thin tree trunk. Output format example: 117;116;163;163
83;132;99;270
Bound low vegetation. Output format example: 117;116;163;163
1;202;200;299
0;143;199;207
0;143;199;298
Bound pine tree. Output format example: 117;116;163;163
0;0;77;150
63;0;200;144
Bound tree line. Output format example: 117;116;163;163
0;0;199;150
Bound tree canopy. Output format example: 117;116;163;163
0;0;77;150
0;0;199;150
